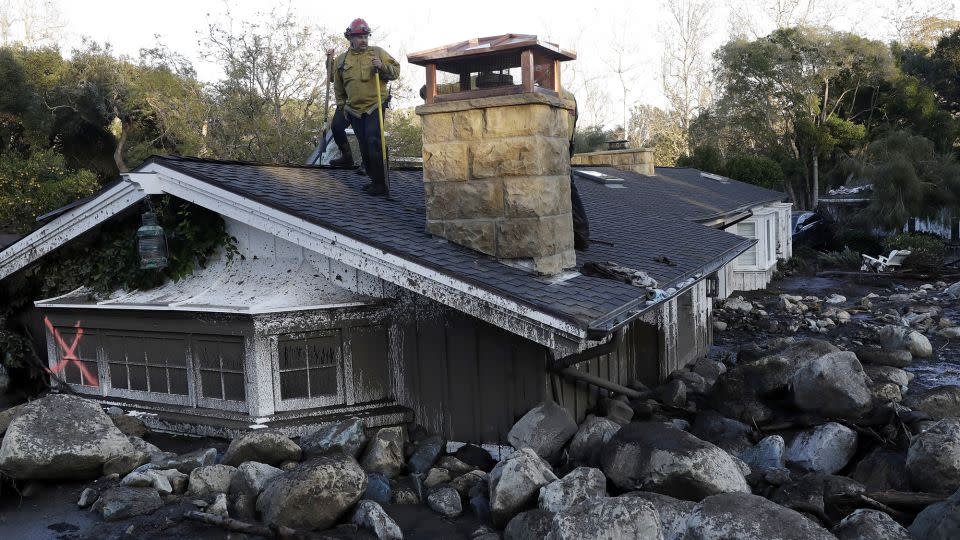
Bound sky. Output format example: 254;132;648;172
17;0;960;128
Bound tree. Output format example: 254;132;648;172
629;104;687;166
202;7;340;163
726;0;843;39
660;0;713;144
0;0;65;48
0;148;98;233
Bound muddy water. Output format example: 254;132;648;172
907;305;960;390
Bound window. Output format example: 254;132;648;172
56;328;99;388
103;333;188;395
766;219;773;263
735;221;758;266
277;330;343;404
194;337;246;402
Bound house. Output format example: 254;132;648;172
572;151;792;298
821;184;960;244
0;35;759;445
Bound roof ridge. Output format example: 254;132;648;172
144;154;328;170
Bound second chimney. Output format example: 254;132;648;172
410;35;577;275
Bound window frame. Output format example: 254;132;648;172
271;329;347;412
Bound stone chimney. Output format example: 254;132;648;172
409;35;577;275
571;147;655;176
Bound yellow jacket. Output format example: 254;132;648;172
333;46;400;116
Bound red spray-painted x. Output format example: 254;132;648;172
44;317;100;388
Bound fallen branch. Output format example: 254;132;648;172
184;511;300;539
865;490;946;510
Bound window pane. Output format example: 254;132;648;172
80;361;98;386
195;342;221;369
223;373;246;401
148;367;168;393
309;366;338;397
129;365;148;391
280;370;308;400
110;363;128;389
737;222;756;238
169;368;188;395
63;361;81;384
280;343;306;370
221;345;244;372
201;370;223;399
309;342;338;368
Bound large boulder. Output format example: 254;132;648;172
600;422;750;501
187;464;237;496
299;417;368;458
351;500;403;540
256;453;367;530
505;509;554;540
863;365;911;388
546;496;664;540
771;473;865;519
538;466;607;514
623;491;695;540
568;416;620;464
904;386;960;420
223;430;301;467
946;281;960;298
910;486;960;539
408;434;445;474
685;492;834;540
738;435;785;471
360;427;406;478
94;486;163;521
488;447;558;527
856;348;913;368
832;509;911;540
851;447;909;491
906;331;933;358
690;411;753;455
785;422;857;474
229;461;283;498
906;417;960;493
878;325;909;350
507;401;578;461
790;351;872;418
427;485;463;518
0;394;137;480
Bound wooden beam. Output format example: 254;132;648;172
555;367;642;399
520;49;534;93
553;59;562;93
425;64;437;104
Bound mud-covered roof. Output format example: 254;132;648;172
140;156;752;334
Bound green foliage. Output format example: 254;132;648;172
573;124;618;154
721;155;785;190
0;149;99;233
817;247;862;270
677;145;723;173
882;232;945;271
385;108;422;159
833;227;883;256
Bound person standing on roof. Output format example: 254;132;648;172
333;18;400;196
325;48;355;170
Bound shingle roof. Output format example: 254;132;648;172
138;156;754;333
576;166;785;222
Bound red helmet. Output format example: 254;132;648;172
345;18;371;37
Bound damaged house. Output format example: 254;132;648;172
0;35;783;445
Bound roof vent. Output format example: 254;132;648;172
574;169;625;187
700;172;730;184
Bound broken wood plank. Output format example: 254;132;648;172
183;511;301;539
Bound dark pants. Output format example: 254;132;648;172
331;106;350;150
571;175;590;250
349;111;386;185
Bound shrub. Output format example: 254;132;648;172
882;232;945;272
722;155;785;190
0;149;99;233
817;247;862;270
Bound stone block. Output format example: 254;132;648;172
423;141;469;182
421;113;456;144
503;175;571;218
531;251;576;275
484;104;567;139
424;180;504;221
425;220;444;236
471;136;568;179
497;214;574;259
444;220;497;256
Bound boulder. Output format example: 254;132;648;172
904;386;960;420
450;470;487;498
941;327;960;339
102;449;150;476
437;455;475;476
423;467;451;488
110;415;147;438
122;469;173;494
851;447;909;491
360;427;406;478
208;493;229;517
504;509;555;540
0;403;25;436
685;492;834;540
77;487;98;508
946;281;960;298
785;422;857;474
738;435;785;471
790;351;872;418
857;348;913;367
863;365;911;388
364;473;393;504
906;331;933;358
600;422;750;501
906;417;960;493
724;297;753;313
488;447;558;527
229;461;283;498
546;496;663;540
622;491;695;540
153;468;189;493
188;464;237;496
825;294;846;305
878;325;909;350
833;509;911;540
455;443;496;472
94;486;163;521
538;466;607;514
160;447;218;473
507;401;578;461
600;397;634;426
257;453;367;530
692;358;726;384
352;500;403;540
567;416;620;464
408;434;445;474
0;394;137;479
223;430;301;467
427;486;463;518
299;417;368;458
771;473;864;522
690;411;753;455
910;486;960;539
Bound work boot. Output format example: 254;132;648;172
364;183;387;196
355;162;367;176
329;147;354;168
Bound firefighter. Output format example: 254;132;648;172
324;48;355;169
333;18;400;196
534;64;590;250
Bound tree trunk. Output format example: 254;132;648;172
811;148;819;210
113;118;129;173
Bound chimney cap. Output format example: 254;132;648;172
407;33;576;67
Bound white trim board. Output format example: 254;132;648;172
7;164;588;353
